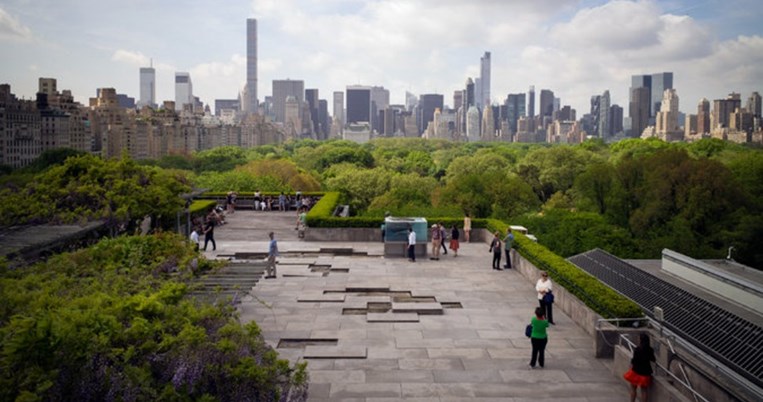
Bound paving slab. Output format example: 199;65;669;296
304;345;368;359
297;292;347;302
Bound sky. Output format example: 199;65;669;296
1;0;762;116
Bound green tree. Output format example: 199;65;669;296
325;166;393;214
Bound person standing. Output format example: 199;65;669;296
296;208;307;239
449;224;460;257
529;307;549;369
430;224;441;260
189;226;200;251
624;333;656;402
536;271;555;324
503;228;515;269
463;214;472;243
278;192;287;211
266;232;279;278
203;215;216;251
489;231;502;270
439;223;448;255
407;227;416;262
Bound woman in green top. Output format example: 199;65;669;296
530;307;549;369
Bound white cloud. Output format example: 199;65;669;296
0;7;33;42
111;49;175;71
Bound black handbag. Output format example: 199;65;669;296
525;323;533;337
543;291;554;304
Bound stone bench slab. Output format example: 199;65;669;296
392;302;443;315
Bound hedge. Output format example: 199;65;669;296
306;192;642;320
189;200;217;217
484;218;642;319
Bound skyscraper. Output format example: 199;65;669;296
697;98;710;135
272;79;304;124
139;66;155;108
650;72;673;118
506;93;526;134
598;90;610;138
305;88;320;135
370;86;389;133
609;105;623;135
419;94;444;134
656;88;680;134
747;91;761;118
480;51;491;108
465;78;475;109
346;86;372;124
243;18;258;114
629;87;650;137
333;91;344;125
528;86;535;119
712;93;741;130
174;72;193;111
539;89;554;118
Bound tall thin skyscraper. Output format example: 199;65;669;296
629;87;650;137
174;72;193;111
305;89;320;136
480;51;491;108
528;86;535;119
747;91;761;118
506;93;526;134
244;18;258;114
139;65;155;108
598;90;610;138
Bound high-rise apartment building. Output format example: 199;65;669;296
453;91;463;111
528;86;535;119
346;86;372;124
712;93;741;130
656;88;680;136
139;66;155;108
479;51;491;108
370;86;389;133
243;18;258;114
272;79;304;124
318;99;329;139
174;72;193;111
38;78;57;97
465;78;475;109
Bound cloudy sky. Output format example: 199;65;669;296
1;0;761;115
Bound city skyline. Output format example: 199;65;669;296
1;0;762;116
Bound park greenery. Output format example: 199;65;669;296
0;234;307;401
141;137;762;268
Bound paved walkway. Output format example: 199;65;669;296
205;210;629;401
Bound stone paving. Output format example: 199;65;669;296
204;210;629;401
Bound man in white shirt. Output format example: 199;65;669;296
190;227;199;251
408;227;416;262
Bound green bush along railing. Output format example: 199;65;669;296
189;200;217;216
306;192;642;320
484;218;643;320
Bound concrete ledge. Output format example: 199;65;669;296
305;227;379;242
391;302;443;315
367;312;420;322
304;345;368;359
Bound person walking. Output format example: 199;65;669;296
624;333;656;402
407;227;416;262
529;307;549;369
463;214;472;243
489;231;502;270
430;224;441;260
449;224;460;257
278;192;287;211
266;232;279;279
202;215;216;251
536;271;555;324
503;228;515;269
